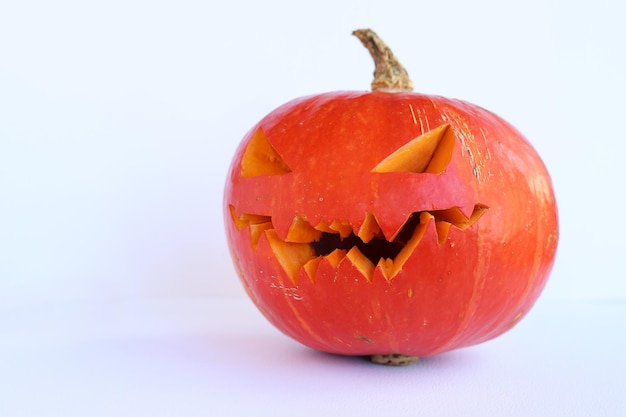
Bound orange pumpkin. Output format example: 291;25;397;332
224;29;558;365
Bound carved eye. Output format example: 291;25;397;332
372;123;455;174
240;128;292;178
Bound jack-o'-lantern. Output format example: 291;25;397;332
223;29;558;365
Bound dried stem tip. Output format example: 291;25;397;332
352;29;414;92
370;354;420;366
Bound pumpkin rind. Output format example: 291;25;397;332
224;90;558;358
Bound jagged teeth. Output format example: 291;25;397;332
346;246;375;280
285;215;322;243
313;219;353;238
430;204;489;244
431;204;489;230
229;204;488;284
357;212;382;243
265;212;435;284
265;229;316;281
249;222;273;248
229;205;271;230
229;205;273;248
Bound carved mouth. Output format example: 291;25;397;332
229;204;487;283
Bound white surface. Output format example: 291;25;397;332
2;297;624;417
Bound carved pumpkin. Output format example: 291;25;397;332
224;29;558;365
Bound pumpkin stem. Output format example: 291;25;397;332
352;29;414;92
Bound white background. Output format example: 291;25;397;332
1;1;625;415
2;0;625;303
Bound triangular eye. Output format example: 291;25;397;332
240;128;292;178
372;123;455;174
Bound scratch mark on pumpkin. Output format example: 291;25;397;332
443;107;474;161
408;104;417;125
274;273;333;350
417;113;425;134
473;166;482;182
479;127;488;143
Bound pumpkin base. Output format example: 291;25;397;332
369;354;419;366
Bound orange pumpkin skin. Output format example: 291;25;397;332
224;91;558;358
